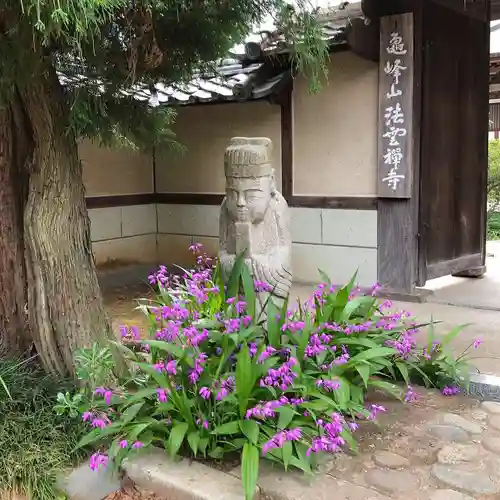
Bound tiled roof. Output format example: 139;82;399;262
59;1;364;106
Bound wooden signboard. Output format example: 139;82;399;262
377;13;414;199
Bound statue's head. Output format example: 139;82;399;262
224;137;276;223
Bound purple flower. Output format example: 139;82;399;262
157;388;168;403
404;385;418;403
216;377;235;401
82;411;92;422
235;301;247;314
91;418;107;429
89;452;108;471
249;343;258;358
189;353;208;384
119;440;128;448
473;338;483;349
260;358;297;391
95;387;113;405
166;360;178;375
199;387;211;400
333;345;350;366
262;428;302;454
316;379;341;392
254;280;273;292
257;346;277;364
132;441;144;449
367;404;386;420
189;243;203;254
442;385;460;396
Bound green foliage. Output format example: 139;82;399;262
488;140;500;219
58;245;474;499
1;0;331;150
0;358;84;500
487;212;500;240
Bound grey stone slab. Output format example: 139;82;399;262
481;401;500;414
124;448;254;500
427;425;469;443
372;451;409;469
364;469;419;494
438;413;482;435
437;444;479;465
431;464;500;495
257;467;389;500
429;490;474;500
63;463;121;500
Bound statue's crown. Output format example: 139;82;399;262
224;137;273;178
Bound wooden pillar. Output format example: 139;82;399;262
377;11;422;294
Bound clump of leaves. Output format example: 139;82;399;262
0;358;84;500
60;244;473;500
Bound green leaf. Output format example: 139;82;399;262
317;269;332;284
340;429;358;454
127;422;152;440
236;344;254;417
74;422;122;450
212;420;241;435
441;324;470;347
187;431;200;455
227;252;245;299
168;422;189;457
355;364;370;387
140;340;194;367
120;402;145;425
282;441;293;470
266;300;282;348
199;437;209;456
277;406;296;430
292;442;312;474
241;443;259;500
340;296;376;322
344;347;396;367
332;377;351;410
239;420;260;445
369;379;403;400
241;262;256;320
395;362;410;385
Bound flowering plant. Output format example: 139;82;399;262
63;244;472;500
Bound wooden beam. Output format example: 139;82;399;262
377;10;422;293
427;253;483;280
377;14;415;198
429;0;488;21
345;17;381;62
289;196;377;210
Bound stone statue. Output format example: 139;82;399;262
219;137;292;318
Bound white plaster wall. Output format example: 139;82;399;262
79;139;153;196
88;204;158;266
156;204;377;286
155;102;282;194
292;51;379;197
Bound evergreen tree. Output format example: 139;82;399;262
0;0;327;374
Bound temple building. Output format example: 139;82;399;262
81;0;495;297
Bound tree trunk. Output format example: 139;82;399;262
0;67;112;374
0;102;28;356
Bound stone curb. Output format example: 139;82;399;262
123;448;258;500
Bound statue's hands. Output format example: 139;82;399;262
252;254;292;299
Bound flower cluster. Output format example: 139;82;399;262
74;241;472;497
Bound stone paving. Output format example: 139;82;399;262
253;390;500;500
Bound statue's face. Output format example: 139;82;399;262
226;176;273;223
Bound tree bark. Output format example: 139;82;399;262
0;66;112;374
0;101;28;356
